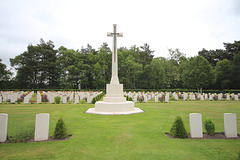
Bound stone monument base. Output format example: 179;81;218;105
86;101;144;115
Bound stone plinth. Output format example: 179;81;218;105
0;114;8;142
34;113;50;141
95;101;134;112
103;84;126;102
86;103;143;115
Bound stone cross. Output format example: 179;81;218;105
107;24;123;84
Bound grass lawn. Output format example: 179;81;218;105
0;101;240;160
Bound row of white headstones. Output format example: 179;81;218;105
190;113;238;138
0;91;102;104
124;92;239;103
0;91;239;104
0;113;238;142
36;91;102;104
0;113;50;142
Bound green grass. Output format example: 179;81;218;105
0;101;240;160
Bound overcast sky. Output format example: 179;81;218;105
1;0;240;67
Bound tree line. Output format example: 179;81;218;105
0;39;239;90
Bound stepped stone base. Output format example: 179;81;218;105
86;101;143;115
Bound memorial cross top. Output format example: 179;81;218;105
107;24;123;62
107;24;123;84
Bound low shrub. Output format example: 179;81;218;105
80;99;86;104
55;96;61;104
30;97;37;102
53;118;68;139
91;92;105;103
128;97;133;101
91;97;96;104
170;116;188;138
8;122;34;143
204;119;215;135
169;94;177;101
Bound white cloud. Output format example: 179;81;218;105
0;0;239;66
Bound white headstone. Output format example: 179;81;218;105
189;113;203;138
75;95;79;104
62;95;67;104
133;95;138;103
10;95;15;103
49;95;54;104
231;93;235;99
200;95;204;101
70;92;73;102
34;113;50;141
0;114;8;142
24;96;29;104
155;95;159;103
224;113;237;138
173;93;178;101
144;95;148;103
37;91;42;104
0;96;2;103
165;92;169;102
209;95;213;101
218;93;222;101
152;93;155;99
226;94;230;101
2;94;7;102
87;94;92;103
204;94;208;100
234;95;238;101
183;93;188;100
147;94;151;100
191;94;196;100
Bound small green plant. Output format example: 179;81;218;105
91;97;96;104
30;97;37;102
169;94;177;101
204;119;215;135
53;118;68;139
8;122;34;143
80;99;86;104
55;96;61;104
170;116;188;138
128;97;133;101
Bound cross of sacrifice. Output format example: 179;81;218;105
107;24;123;84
